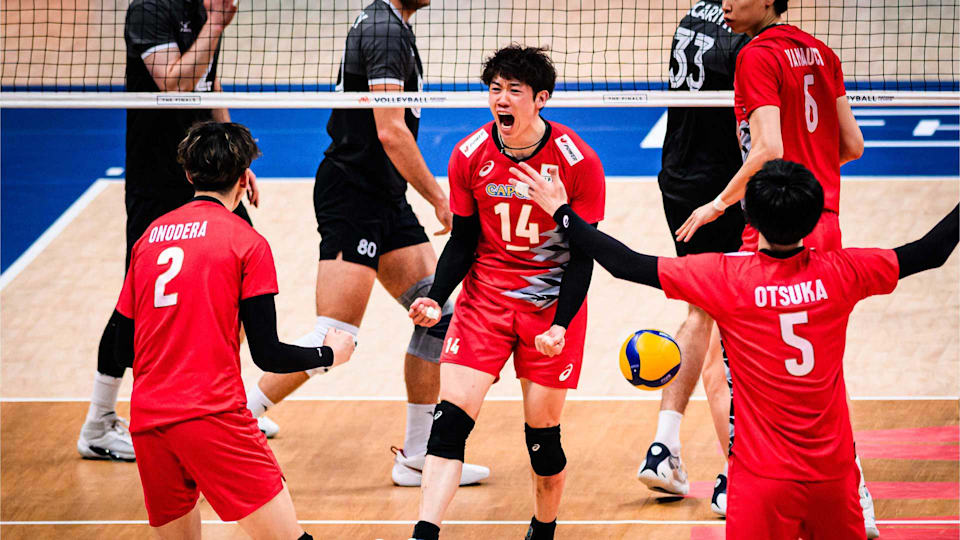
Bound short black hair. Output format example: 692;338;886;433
774;0;788;15
744;159;823;245
481;45;556;97
177;122;261;194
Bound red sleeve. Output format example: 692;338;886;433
116;262;136;319
735;45;783;117
241;235;280;300
568;151;606;224
447;146;477;216
831;49;846;98
657;253;732;316
834;248;899;300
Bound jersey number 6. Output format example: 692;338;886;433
780;311;814;376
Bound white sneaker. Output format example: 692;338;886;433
391;446;490;487
258;415;279;439
861;482;880;538
77;412;136;462
710;472;727;516
637;442;689;495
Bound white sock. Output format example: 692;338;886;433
246;383;275;418
404;403;435;457
86;373;122;421
654;410;683;455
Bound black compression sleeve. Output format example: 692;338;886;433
552;230;595;328
894;204;959;279
553;204;661;289
427;214;480;305
113;310;135;370
239;294;334;373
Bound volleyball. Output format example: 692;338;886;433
619;330;682;390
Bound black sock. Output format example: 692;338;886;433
412;520;440;540
525;517;557;540
297;533;313;540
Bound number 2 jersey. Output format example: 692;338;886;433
116;198;279;433
448;120;606;311
659;247;899;480
734;24;846;213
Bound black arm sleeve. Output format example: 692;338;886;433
553;204;662;289
239;294;334;373
894;204;959;279
552;229;595;328
427;214;480;305
114;310;135;370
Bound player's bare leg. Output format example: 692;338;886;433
247;255;374;431
638;304;711;495
236;483;306;540
521;379;568;531
418;364;495;527
701;326;731;515
154;505;201;540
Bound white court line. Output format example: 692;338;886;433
2;395;957;402
0;180;109;291
1;519;955;526
853;108;960;116
865;140;960;148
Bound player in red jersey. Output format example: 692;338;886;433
404;46;605;540
515;157;958;540
114;122;355;539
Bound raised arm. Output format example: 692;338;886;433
894;204;959;279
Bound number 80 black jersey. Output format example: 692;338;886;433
659;0;750;204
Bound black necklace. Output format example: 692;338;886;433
497;126;547;154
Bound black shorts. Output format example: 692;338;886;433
313;159;429;270
125;189;252;268
661;194;745;257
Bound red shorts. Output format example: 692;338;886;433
741;210;842;252
441;283;588;389
132;409;284;527
726;456;865;540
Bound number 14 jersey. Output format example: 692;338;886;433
447;120;606;312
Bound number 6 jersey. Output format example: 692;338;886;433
447;120;605;311
116;197;279;433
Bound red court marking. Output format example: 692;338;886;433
856;442;960;460
856;425;960;443
688;481;959;500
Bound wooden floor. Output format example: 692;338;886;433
1;178;958;538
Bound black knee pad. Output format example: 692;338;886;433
426;400;475;462
525;424;566;477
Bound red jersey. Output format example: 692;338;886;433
734;25;846;213
116;199;279;433
448;120;606;311
659;248;899;480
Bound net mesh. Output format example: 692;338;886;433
2;0;958;92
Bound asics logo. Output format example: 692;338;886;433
479;160;495;177
531;444;541;452
559;363;574;382
434;411;443;420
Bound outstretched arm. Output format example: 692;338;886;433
894;204;959;279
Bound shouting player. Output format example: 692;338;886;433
514;157;958;540
674;0;876;533
406;46;605;540
640;0;750;513
115;122;355;539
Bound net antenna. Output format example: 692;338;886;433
2;2;958;108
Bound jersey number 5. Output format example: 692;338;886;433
154;247;184;308
780;311;814;376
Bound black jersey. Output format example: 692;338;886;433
124;0;220;198
658;0;750;204
323;0;423;202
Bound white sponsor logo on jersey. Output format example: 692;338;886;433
460;129;489;157
479;160;495;177
559;363;574;382
554;134;584;166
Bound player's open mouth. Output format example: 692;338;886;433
498;113;515;129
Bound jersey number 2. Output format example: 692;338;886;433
154;247;184;308
780;311;814;376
